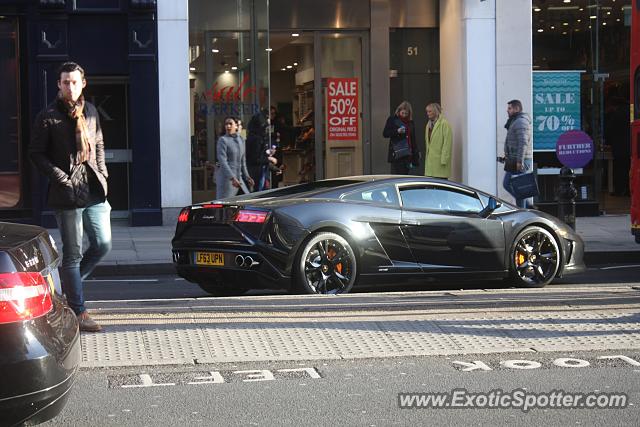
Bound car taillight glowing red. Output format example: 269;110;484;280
202;204;223;209
0;272;53;324
178;207;191;223
234;210;268;223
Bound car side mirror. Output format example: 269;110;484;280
479;197;502;218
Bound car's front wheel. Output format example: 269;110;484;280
510;226;560;288
295;232;357;294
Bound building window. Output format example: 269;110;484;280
532;1;632;215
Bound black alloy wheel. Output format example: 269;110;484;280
510;226;560;288
296;232;357;294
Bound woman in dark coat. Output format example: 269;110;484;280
383;100;420;175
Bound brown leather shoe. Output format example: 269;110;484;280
77;311;102;332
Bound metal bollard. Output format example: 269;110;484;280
557;166;577;230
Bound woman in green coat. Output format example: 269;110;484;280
424;103;453;179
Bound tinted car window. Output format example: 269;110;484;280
400;186;483;212
342;185;399;206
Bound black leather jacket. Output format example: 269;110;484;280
30;100;108;209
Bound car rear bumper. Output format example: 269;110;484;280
0;304;81;426
173;247;290;289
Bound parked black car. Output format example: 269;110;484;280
0;222;80;426
172;175;586;295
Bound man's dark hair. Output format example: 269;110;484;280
507;99;523;111
57;62;85;81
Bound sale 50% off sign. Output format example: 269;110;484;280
326;78;359;140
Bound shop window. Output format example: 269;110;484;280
532;1;632;214
0;17;21;209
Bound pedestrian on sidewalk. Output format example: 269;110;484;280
215;116;254;198
383;101;420;175
501;99;534;208
29;62;111;332
424;102;452;179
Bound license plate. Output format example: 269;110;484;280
194;252;225;266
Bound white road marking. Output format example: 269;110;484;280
121;374;175;388
598;355;640;366
553;358;590;368
600;265;640;270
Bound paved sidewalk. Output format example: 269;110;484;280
46;214;639;276
80;287;640;368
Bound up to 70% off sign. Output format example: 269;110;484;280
535;114;576;132
327;78;359;140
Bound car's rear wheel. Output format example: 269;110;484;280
295;232;357;294
510;226;560;288
196;281;248;296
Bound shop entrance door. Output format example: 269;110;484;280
314;32;368;179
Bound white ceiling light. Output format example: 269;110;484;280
293;62;298;66
212;49;219;53
291;33;300;37
231;66;238;70
286;65;292;69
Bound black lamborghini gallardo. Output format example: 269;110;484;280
172;176;585;295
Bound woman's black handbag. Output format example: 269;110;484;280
510;172;539;199
391;139;411;160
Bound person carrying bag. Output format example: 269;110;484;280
383;101;420;175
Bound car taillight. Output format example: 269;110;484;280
202;204;223;209
178;207;191;223
234;210;268;223
0;272;53;324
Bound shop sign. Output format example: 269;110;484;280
195;74;260;116
532;71;582;151
326;78;359;140
555;130;594;168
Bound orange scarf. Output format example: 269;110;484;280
58;92;91;164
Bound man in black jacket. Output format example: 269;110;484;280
30;62;111;332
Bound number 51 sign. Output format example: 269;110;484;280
532;71;582;151
326;78;359;141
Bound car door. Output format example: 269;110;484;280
399;183;506;273
341;184;420;273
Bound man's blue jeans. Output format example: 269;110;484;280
503;158;534;208
55;199;112;315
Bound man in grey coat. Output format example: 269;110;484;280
215;117;254;199
501;99;533;208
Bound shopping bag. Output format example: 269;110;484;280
510;172;539;199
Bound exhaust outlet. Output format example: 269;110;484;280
235;255;245;266
243;256;254;267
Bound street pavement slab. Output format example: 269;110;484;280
80;286;640;368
